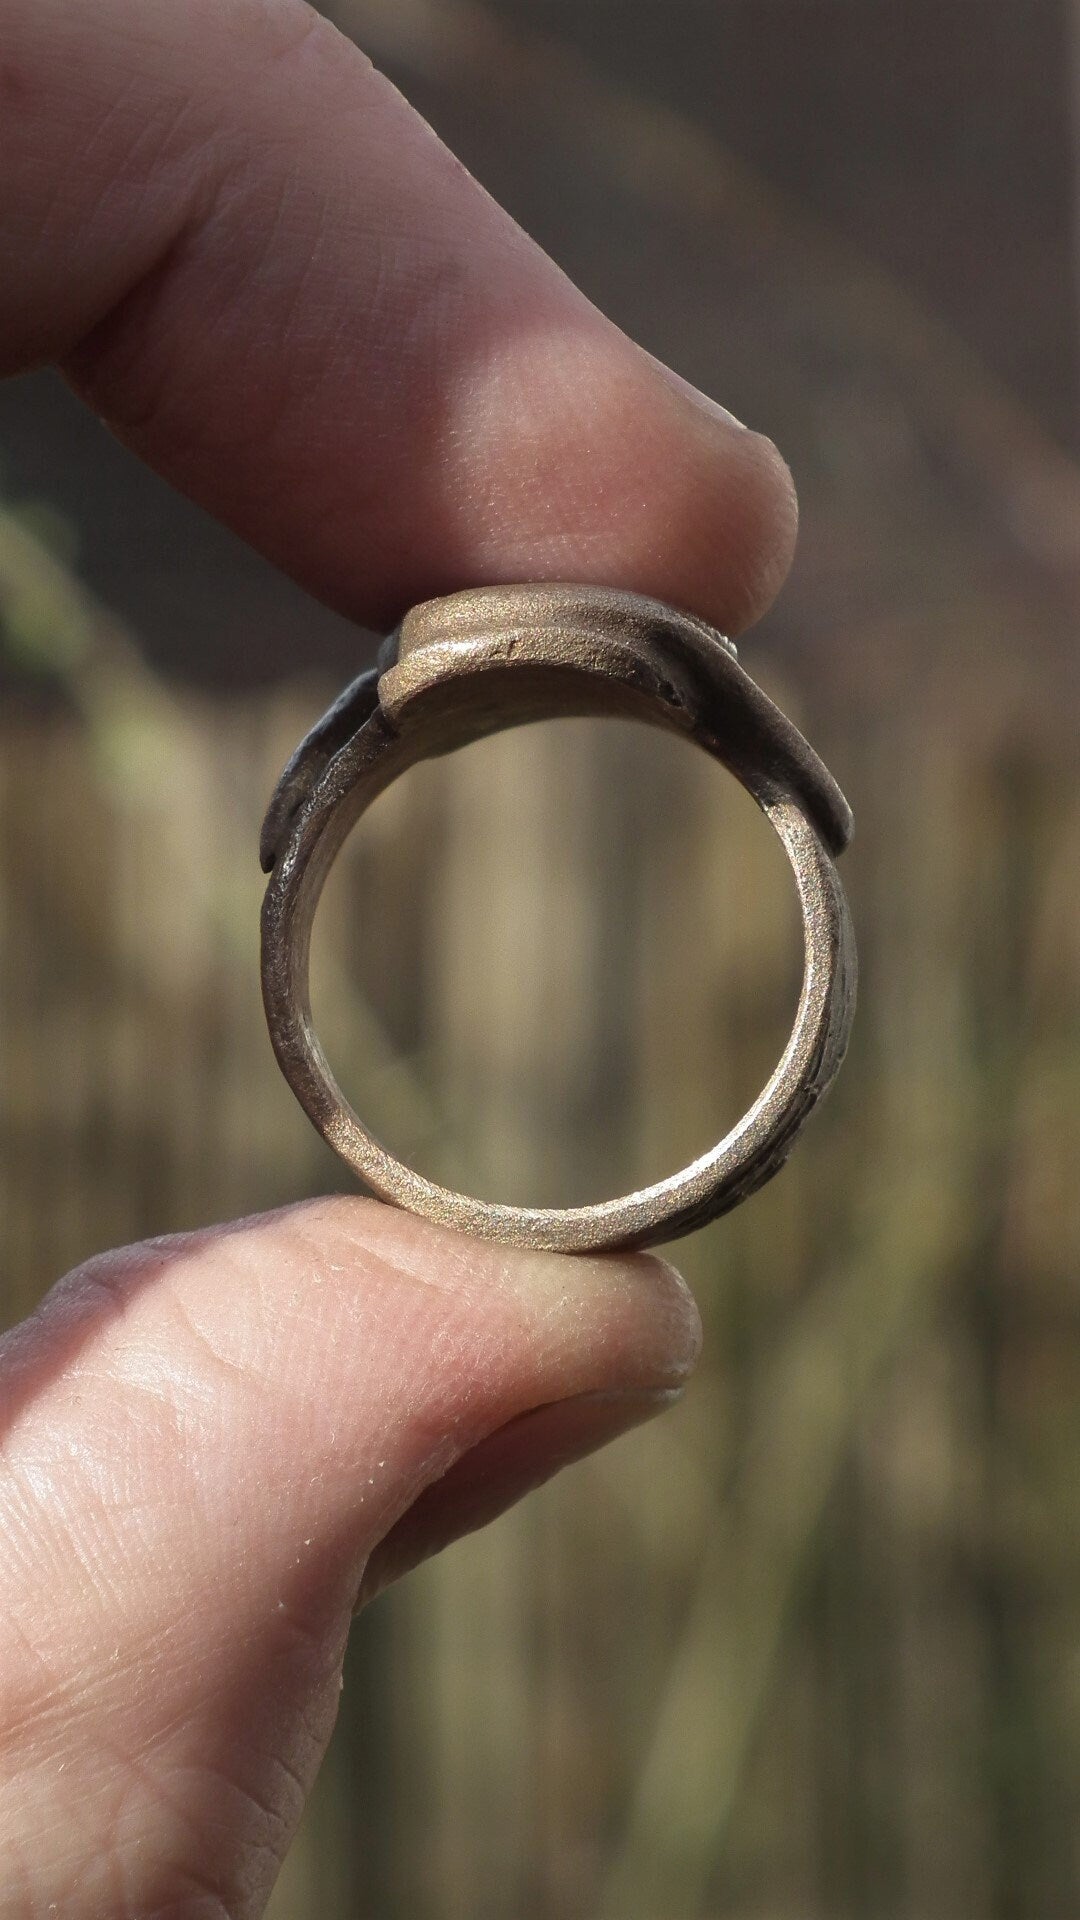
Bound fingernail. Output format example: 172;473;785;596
487;1386;686;1477
645;349;748;431
358;1387;682;1606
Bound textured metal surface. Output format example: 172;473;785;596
261;584;857;1252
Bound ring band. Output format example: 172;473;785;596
260;584;857;1253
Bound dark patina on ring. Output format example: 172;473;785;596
260;584;856;1253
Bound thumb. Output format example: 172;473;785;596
0;1196;699;1916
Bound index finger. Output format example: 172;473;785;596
0;0;796;634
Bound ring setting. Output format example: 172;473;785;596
260;584;856;1253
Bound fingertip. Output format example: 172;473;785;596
640;348;800;632
275;1194;701;1397
725;427;800;631
425;320;798;641
608;1249;703;1387
25;0;796;639
636;363;800;636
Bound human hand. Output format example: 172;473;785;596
0;3;796;1911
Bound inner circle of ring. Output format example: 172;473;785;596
261;660;854;1255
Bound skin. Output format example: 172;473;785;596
0;2;798;1913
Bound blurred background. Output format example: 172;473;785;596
2;0;1079;1913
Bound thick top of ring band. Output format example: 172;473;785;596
260;584;856;1253
260;584;852;875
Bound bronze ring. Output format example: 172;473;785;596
260;584;856;1253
